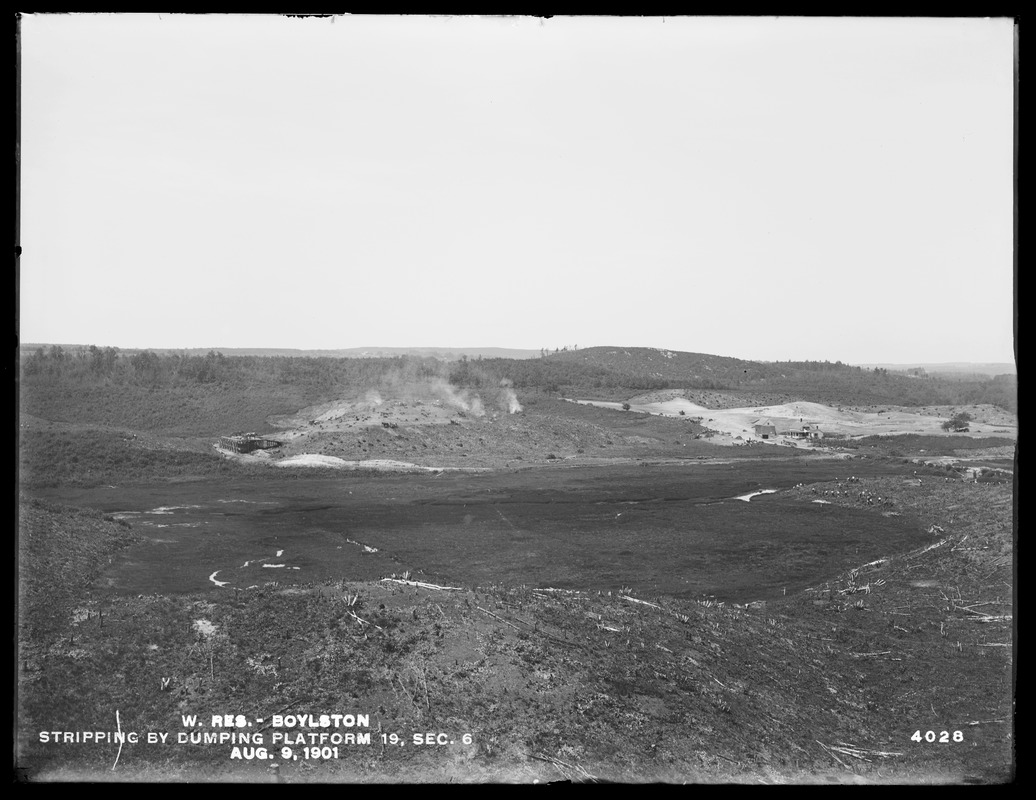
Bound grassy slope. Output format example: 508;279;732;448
541;347;1017;412
20;381;313;437
17;498;142;676
18;428;232;488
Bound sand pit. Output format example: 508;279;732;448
568;398;1017;444
273;454;485;473
735;489;778;502
275;453;351;468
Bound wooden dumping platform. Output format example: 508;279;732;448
218;434;283;454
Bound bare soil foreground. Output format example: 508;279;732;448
17;379;1015;784
18;466;1014;784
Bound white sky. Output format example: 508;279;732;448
19;14;1016;363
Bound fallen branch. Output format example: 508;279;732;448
956;606;1000;617
475;606;587;651
849;651;893;658
621;595;662;609
819;739;903;764
816;741;850;769
906;538;949;559
380;578;464;591
960;601;1008;611
976;643;1011;648
833;741;904;759
531;753;597;782
395;675;420;714
966;615;1012;623
346;610;383;631
965;719;1008;726
621;594;697;625
476;606;523;632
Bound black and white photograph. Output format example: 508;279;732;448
15;14;1016;784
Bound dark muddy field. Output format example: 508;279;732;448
35;459;932;603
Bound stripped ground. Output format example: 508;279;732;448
33;459;936;599
219;395;718;471
16;473;1014;783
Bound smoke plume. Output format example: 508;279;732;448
363;358;520;417
497;378;523;414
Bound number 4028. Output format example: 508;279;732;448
912;730;964;743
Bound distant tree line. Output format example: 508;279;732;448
20;345;1017;414
21;345;449;394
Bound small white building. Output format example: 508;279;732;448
802;423;824;439
779;423;824;440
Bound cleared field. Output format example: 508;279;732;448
36;460;931;603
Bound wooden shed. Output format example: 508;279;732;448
752;419;777;439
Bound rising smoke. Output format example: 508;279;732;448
370;359;521;416
363;390;384;408
498;378;523;414
429;377;485;417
